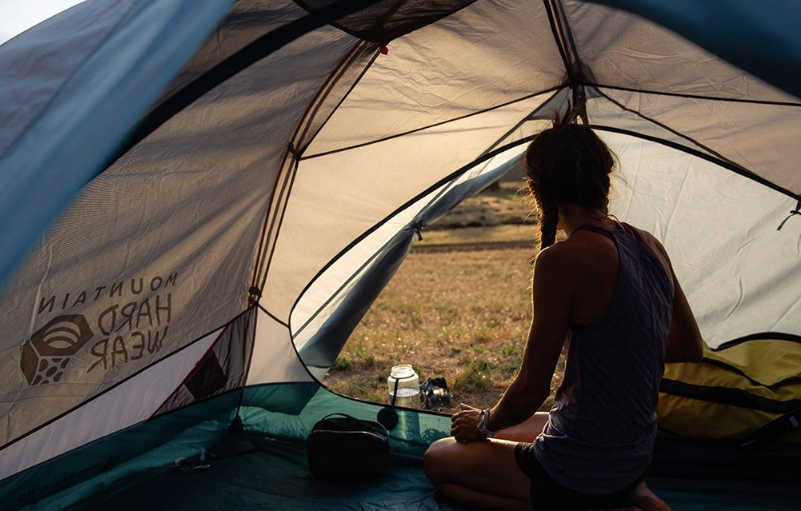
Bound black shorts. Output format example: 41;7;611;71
514;443;644;511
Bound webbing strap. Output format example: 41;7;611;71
777;199;801;231
390;377;400;407
742;407;801;452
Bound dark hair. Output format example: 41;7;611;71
523;124;615;252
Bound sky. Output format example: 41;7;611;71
0;0;85;45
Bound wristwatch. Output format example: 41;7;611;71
477;409;497;437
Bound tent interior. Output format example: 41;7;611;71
1;1;801;509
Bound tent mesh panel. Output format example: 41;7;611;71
295;0;477;42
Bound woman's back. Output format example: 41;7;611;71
424;125;699;511
533;223;675;494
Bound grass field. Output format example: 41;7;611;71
323;179;567;414
426;184;533;231
418;224;535;246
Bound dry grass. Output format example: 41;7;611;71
418;224;535;246
323;246;566;413
428;183;533;231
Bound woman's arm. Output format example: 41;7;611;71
639;231;704;363
665;271;704;363
488;246;571;431
450;247;570;442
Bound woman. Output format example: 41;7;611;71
423;124;703;511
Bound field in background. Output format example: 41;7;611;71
323;180;567;414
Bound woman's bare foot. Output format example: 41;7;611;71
587;507;642;511
626;481;672;511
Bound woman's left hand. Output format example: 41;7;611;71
451;404;487;443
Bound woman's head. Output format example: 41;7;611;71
523;124;615;251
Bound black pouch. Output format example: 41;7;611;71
420;376;452;411
306;413;392;481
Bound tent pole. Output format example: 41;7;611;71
545;0;590;124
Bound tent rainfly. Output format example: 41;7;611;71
1;1;801;510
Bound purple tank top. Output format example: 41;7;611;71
533;223;674;493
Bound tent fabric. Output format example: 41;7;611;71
300;0;565;157
599;87;801;195
0;326;224;481
265;92;551;321
57;434;801;511
2;0;801;508
589;0;801;100
247;307;316;386
6;383;799;510
5;355;801;509
0;0;237;292
7;392;240;510
600;130;801;347
0;0;357;455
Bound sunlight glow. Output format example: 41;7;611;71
0;0;85;45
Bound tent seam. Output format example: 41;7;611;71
481;88;565;155
586;88;801;201
295;41;378;153
716;332;801;350
257;304;326;386
104;0;389;174
254;39;377;293
595;86;779;169
596;83;801;108
541;0;572;86
299;48;381;154
257;158;301;296
301;85;563;160
589;124;799;200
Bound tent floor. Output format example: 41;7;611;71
67;434;801;511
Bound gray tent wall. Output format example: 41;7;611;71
2;0;801;508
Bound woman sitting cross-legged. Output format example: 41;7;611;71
423;124;704;511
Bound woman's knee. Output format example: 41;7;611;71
423;437;457;484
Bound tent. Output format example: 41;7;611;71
1;0;801;509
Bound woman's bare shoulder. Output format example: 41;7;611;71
536;238;587;262
534;236;602;277
626;224;674;277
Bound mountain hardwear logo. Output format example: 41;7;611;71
20;273;178;385
21;315;95;385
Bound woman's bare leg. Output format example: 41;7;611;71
626;481;673;511
424;413;671;511
423;437;531;510
421;414;547;509
494;412;550;443
494;414;672;509
437;483;532;511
